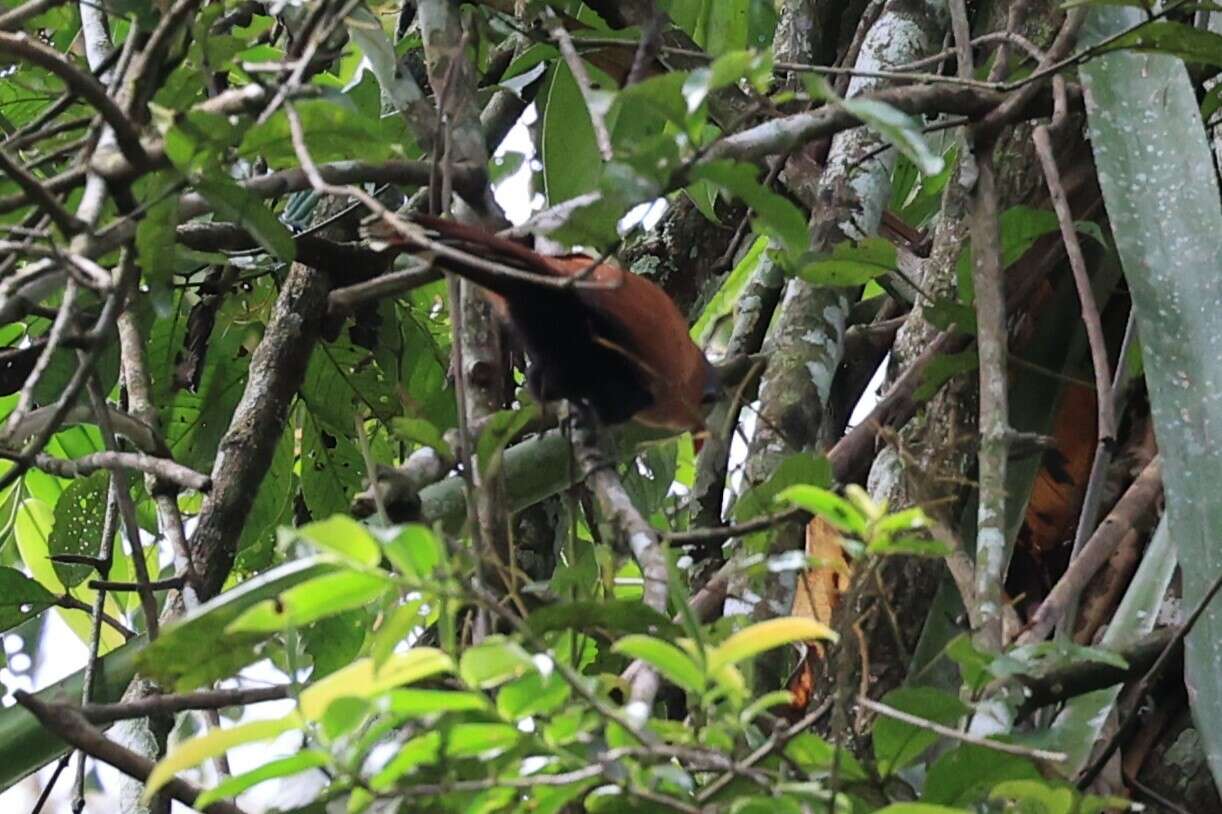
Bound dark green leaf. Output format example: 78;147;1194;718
526;599;680;638
872;687;969;775
793;238;898;286
48;472;109;588
193;176;295;261
692;160;809;255
0;567;56;633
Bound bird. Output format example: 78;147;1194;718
365;213;720;433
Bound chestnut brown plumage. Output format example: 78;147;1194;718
368;214;719;432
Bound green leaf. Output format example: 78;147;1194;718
692;160;809;255
709;617;836;673
915;348;979;401
391;417;453;460
793;237;898;286
476;406;540;478
193;751;330;810
1080;7;1222;789
0;567;56;633
225;570;391;633
1097;19;1222;66
297;649;454;721
496;670;571;720
682;49;772;113
193;176;295;261
145;716;300;801
839;97;944;176
775;485;867;536
381;524;443;581
303;608;370;679
542;61;602;206
924;745;1039;807
300;418;364;518
989;779;1076;814
138;557;341;690
733;453;832;522
612;635;706;693
240;99;389;168
783;732;868;781
702;0;749;56
874;805;971;814
459;637;535;689
296;515;380;567
872;687;969;775
955;206;1059;305
381;688;489;718
445;722;521;759
48;471;109;588
370;599;425;669
527;599;680;638
135;177;181;311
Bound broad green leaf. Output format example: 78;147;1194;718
875;805;971;814
915;348;979;401
296;515;380;566
0;567;56;633
225;570;391;633
733;453;832;522
445;722;520;758
381;524;443;582
193;176;295;261
793;237;898;286
775;485;868;536
708;617;837;673
612;635;706;693
872;687;969;775
14;498;123;650
476;406;540;478
497;670;572;720
297;649;454;720
138;557;341;689
144;716;300;801
542;62;602;206
303;608;370;679
954;206;1059;305
381;688;489;718
692;160;809;255
527;599;680;638
1080;5;1222;789
48;471;109;588
989;780;1075;814
459;638;535;689
783;732;868;781
924;745;1039;807
370;599;425;669
1097;19;1222;66
193;751;330;809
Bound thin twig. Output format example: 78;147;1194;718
859;697;1067;762
29;450;211;491
79;685;290;725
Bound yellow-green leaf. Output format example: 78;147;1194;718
708;617;837;673
144;715;300;801
298;648;454;720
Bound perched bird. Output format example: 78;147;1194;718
366;213;719;432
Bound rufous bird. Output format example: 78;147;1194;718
366;213;720;433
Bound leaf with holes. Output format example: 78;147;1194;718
48;471;110;588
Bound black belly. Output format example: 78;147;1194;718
506;295;653;425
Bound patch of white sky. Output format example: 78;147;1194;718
2;104;885;813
